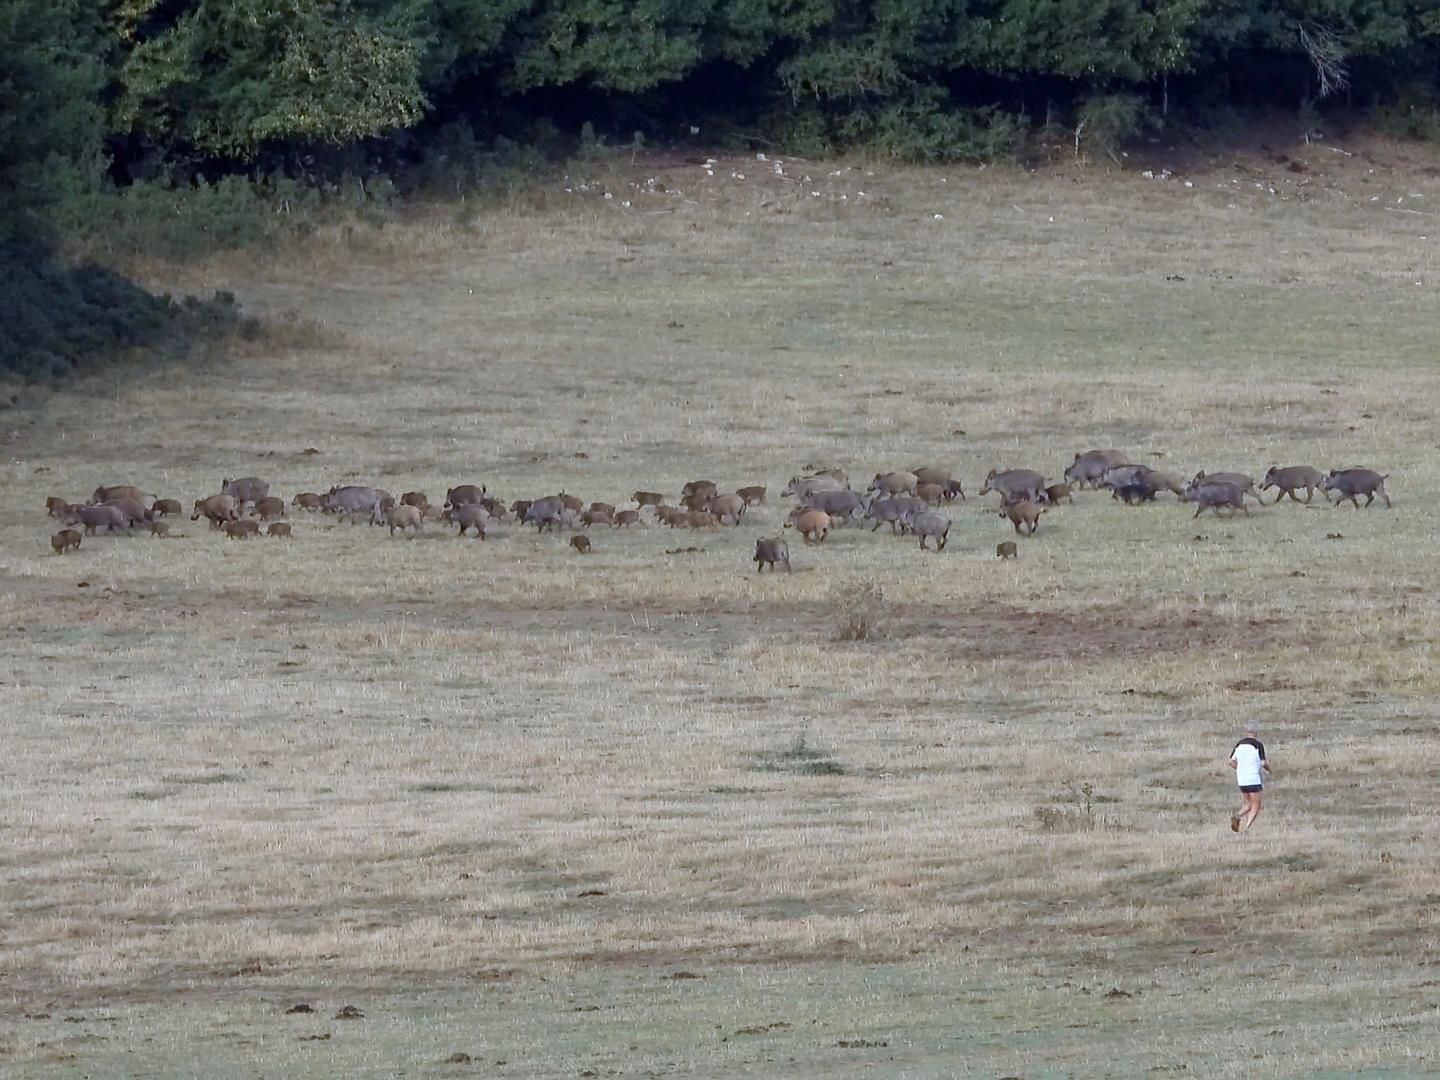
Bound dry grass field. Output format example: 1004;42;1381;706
4;132;1440;1077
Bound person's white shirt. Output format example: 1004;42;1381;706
1230;737;1265;787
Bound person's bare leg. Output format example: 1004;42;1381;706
1244;791;1263;829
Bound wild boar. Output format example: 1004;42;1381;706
753;537;791;573
1188;472;1257;500
904;510;951;551
869;471;919;498
980;469;1047;504
996;541;1018;559
102;498;149;527
150;498;182;518
687;510;720;529
588;502;616;518
222;478;269;507
1000;500;1045;535
254;496;287;521
67;503;127;534
223;519;261;539
1320;468;1390;508
612;510;643;528
1101;464;1154;490
802;488;864;524
1064;451;1129;488
147;520;169;538
443;504;488;538
915;482;944;505
401;491;430;509
266;522;292;538
46;496;72;518
446;485;486;507
656;505;688;527
783;475;845;499
911;467;952;488
556;493;584;514
682;480;718;500
580;508;613;528
374;504;423;535
192;494;240;527
522;496;566;532
784;508;831;543
292;492;325;511
1187;481;1249;518
865;496;924;533
942;479;966;502
570;535;592;554
737;486;767;506
91;485;150;506
1043;483;1073;505
1261;465;1326;504
680;492;711;512
51;529;82;553
706;493;746;525
632;491;666;508
1113;482;1158;505
324;486;385;522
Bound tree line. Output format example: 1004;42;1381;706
4;0;1439;379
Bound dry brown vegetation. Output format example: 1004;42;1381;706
3;133;1440;1076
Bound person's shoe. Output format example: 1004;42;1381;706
1230;815;1241;832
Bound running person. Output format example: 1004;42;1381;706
1229;720;1271;831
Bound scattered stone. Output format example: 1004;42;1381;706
286;1004;314;1014
334;1005;365;1020
665;971;702;980
837;1039;888;1048
444;1052;472;1064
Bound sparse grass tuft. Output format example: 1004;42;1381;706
752;733;846;776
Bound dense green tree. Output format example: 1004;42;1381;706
0;0;108;239
114;0;431;157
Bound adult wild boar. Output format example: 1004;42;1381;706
869;471;919;498
91;485;149;506
192;494;239;526
784;508;831;543
1065;450;1130;489
1187;481;1249;518
373;504;423;535
783;475;845;500
102;498;149;527
753;537;791;573
222;478;269;507
324;486;385;522
1320;468;1390;508
254;496;287;521
1188;472;1258;501
911;467;952;488
802;488;864;524
706;493;746;525
1000;500;1045;535
980;469;1047;504
443;504;489;538
522;496;566;532
1260;466;1325;504
865;496;923;533
903;510;951;551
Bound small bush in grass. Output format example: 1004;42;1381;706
753;733;845;776
834;583;888;642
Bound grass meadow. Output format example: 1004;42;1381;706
3;134;1440;1077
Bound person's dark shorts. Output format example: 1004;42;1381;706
1240;784;1263;794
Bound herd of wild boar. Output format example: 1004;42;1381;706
41;453;1391;569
